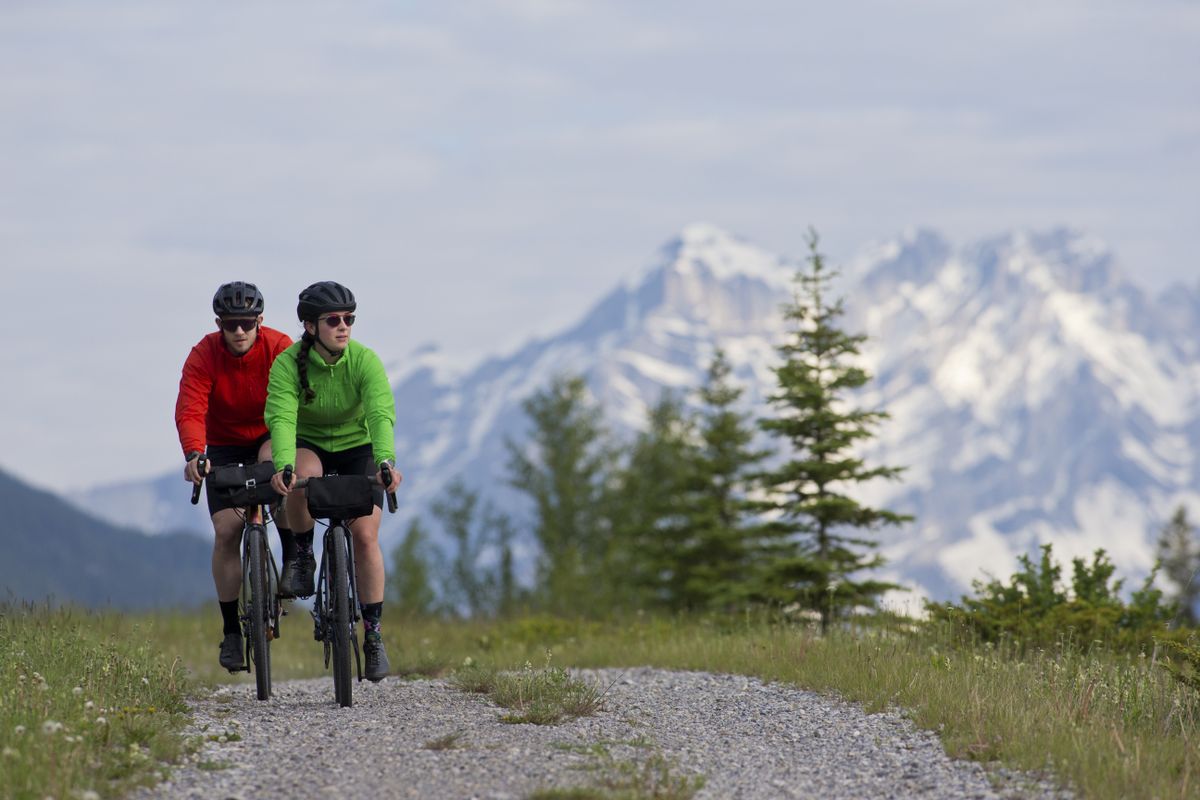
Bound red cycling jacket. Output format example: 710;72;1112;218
175;326;293;457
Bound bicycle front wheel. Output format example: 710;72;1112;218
329;526;353;708
248;526;272;701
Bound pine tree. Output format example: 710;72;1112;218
756;229;912;630
673;349;772;611
607;392;697;610
506;374;615;613
431;478;512;618
1157;505;1200;626
386;518;437;618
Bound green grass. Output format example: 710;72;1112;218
529;745;705;800
5;605;1199;799
0;603;195;800
450;653;605;724
422;730;466;750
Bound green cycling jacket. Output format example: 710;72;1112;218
265;339;396;471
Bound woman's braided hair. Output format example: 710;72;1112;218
297;330;317;405
294;281;356;407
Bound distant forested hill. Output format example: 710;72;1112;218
0;467;212;609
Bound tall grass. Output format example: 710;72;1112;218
0;603;193;800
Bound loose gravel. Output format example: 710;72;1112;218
137;668;1071;800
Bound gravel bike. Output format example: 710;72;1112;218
191;454;284;701
282;464;397;708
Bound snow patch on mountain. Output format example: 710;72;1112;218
624;223;795;293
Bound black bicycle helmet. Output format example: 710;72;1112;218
297;281;356;321
212;281;265;316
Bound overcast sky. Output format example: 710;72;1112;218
3;0;1198;490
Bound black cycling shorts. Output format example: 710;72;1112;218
296;439;383;510
204;433;271;515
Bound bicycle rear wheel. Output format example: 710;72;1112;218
329;526;353;708
248;526;272;701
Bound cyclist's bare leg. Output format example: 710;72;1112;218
285;447;324;532
350;508;385;604
211;509;244;601
351;508;389;679
256;439;289;539
278;448;323;598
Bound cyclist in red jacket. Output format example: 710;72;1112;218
175;282;294;671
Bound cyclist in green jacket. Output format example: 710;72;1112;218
266;281;402;681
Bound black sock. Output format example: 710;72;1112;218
295;528;314;557
278;527;296;563
361;602;383;636
219;600;240;635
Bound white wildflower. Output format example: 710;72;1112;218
84;701;95;711
94;717;107;726
14;725;25;736
141;677;149;685
72;686;83;696
81;792;101;800
2;747;17;758
41;720;64;735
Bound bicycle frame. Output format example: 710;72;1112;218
239;503;282;653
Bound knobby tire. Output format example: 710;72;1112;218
330;527;353;708
248;526;272;701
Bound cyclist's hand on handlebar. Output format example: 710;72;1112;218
184;453;208;484
271;469;295;495
376;465;402;493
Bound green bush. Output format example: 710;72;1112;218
927;544;1182;653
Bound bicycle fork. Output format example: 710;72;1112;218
312;524;364;679
239;523;281;670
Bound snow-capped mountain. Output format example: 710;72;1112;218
78;223;1200;601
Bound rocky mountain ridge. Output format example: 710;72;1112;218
78;224;1200;602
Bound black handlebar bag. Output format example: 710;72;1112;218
306;475;375;520
208;462;282;507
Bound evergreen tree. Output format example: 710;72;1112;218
506;374;615;613
673;349;772;611
607;392;697;610
1157;505;1200;626
431;478;514;617
386;518;437;618
755;229;911;630
493;510;520;617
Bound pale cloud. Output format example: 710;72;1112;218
1;0;1197;488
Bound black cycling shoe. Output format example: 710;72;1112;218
363;633;390;682
219;632;244;672
279;553;316;598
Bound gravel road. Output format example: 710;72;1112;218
137;668;1070;800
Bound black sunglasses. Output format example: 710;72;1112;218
220;318;259;333
321;314;356;328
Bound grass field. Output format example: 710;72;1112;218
3;603;1198;799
